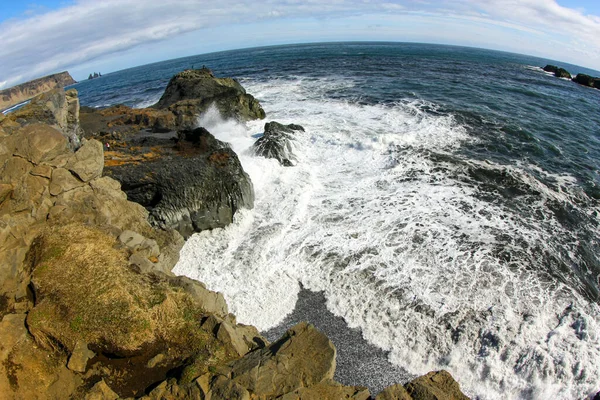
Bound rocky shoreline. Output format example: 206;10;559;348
0;68;475;399
543;64;600;90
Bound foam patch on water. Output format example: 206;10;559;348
174;76;600;399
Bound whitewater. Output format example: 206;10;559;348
172;75;600;399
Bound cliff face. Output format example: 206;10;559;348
0;71;77;111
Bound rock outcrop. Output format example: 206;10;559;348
543;64;572;79
2;87;84;148
153;67;266;127
103;126;254;238
254;121;304;166
0;71;76;112
572;73;600;89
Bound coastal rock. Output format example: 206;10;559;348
80;104;178;137
1;88;83;148
84;380;119;400
104;127;254;238
0;71;76;111
227;322;336;398
154;67;266;125
543;64;572;79
405;370;470;400
572;73;600;89
66;139;104;182
280;379;370;400
254;121;305;166
376;383;413;400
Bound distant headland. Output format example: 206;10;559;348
0;71;76;112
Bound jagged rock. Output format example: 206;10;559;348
405;370;470;400
543;65;572;79
376;383;413;400
254;121;304;166
227;322;336;398
84;380;119;400
0;71;76;111
280;379;370;400
168;276;228;317
104;127;254;238
572;73;600;89
154;67;265;124
67;340;95;373
1;88;83;148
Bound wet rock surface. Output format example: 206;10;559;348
254;121;304;166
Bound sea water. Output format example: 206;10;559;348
76;42;600;399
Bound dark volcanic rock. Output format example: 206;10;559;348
104;127;254;238
572;73;600;89
154;67;265;126
543;65;572;79
254;121;304;166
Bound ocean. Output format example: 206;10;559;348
75;42;600;399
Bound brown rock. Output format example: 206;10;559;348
208;375;250;400
67;340;95;373
405;370;470;400
31;164;53;179
49;167;84;196
9;123;68;165
0;157;33;184
85;380;119;400
66;139;103;182
228;322;336;398
376;383;413;400
280;379;370;400
168;276;228;317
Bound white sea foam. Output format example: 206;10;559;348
174;77;600;399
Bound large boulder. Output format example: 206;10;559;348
154;67;265;126
254;121;304;166
104;127;254;238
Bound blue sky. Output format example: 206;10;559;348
1;1;600;88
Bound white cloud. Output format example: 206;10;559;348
0;0;599;88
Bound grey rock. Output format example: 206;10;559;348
254;121;304;166
67;340;95;373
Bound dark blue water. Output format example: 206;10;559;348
76;42;600;399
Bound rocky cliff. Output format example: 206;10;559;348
0;71;76;112
0;75;475;400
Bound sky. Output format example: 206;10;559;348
1;0;600;89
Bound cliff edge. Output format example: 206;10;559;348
0;71;77;112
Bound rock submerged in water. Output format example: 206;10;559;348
543;64;572;79
254;121;305;166
572;73;600;89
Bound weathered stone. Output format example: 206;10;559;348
405;370;470;400
168;276;228;317
146;353;166;368
217;321;252;357
67;340;95;373
66;139;103;181
376;383;413;400
154;67;265;123
280;379;370;400
119;230;146;249
49;167;84;196
229;322;336;398
10;124;68;165
0;157;33;184
141;378;204;400
208;375;250;400
84;380;119;400
254;121;304;166
31;164;53;179
105;128;254;238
